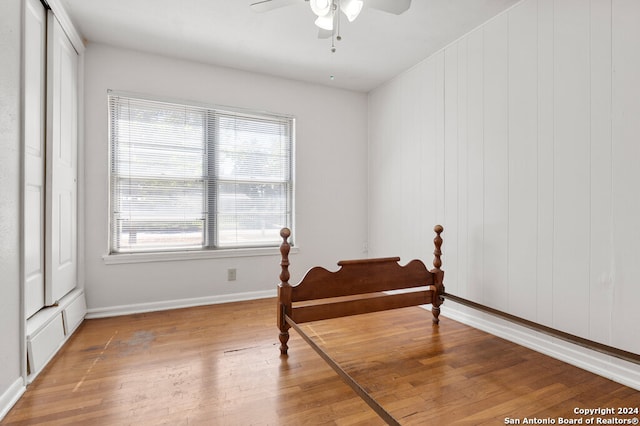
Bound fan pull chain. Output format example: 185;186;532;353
331;0;341;52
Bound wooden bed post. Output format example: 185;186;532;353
278;228;293;355
430;225;445;324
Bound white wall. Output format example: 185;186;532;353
368;0;640;356
0;0;27;417
83;44;369;313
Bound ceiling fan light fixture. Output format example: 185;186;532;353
310;0;332;17
314;11;334;31
340;0;363;22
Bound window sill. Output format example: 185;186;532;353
102;246;299;265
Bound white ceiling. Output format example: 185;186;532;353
59;0;520;92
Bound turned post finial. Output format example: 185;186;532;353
279;228;291;285
433;224;443;271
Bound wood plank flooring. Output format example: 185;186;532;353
3;298;638;425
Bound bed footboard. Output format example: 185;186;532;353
277;225;444;356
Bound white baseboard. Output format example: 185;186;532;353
428;300;640;391
85;289;277;319
0;377;25;421
26;289;88;384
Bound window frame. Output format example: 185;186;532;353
106;90;295;261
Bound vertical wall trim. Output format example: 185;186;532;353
587;0;592;338
463;38;469;297
551;0;557;327
455;47;460;291
443;50;447;225
550;0;555;327
481;28;485;304
506;11;511;311
608;0;613;344
534;0;540;321
434;55;440;224
537;0;546;324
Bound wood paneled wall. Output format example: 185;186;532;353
368;0;640;355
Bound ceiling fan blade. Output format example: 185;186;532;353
367;0;411;15
316;12;338;39
249;0;299;13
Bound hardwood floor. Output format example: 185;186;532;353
3;298;638;425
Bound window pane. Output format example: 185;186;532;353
115;219;204;252
216;181;289;247
215;114;291;182
113;178;205;251
110;96;206;253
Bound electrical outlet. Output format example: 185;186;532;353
227;268;237;281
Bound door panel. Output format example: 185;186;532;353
45;12;78;305
24;0;46;318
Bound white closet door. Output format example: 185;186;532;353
24;0;46;318
45;12;78;305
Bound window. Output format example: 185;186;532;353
108;93;294;254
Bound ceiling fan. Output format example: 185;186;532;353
249;0;412;51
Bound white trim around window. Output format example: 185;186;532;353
106;90;295;259
102;245;300;265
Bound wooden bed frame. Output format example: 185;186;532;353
277;224;444;357
276;225;444;424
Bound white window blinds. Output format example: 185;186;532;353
109;93;293;254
